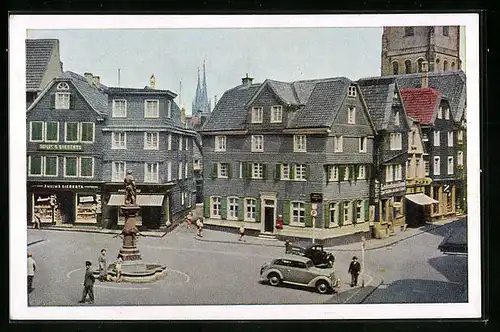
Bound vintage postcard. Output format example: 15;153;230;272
9;14;481;320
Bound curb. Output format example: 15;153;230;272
29;227;168;238
194;235;284;248
28;239;45;247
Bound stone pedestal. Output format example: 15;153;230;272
119;205;142;261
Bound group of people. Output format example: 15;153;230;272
185;212;204;237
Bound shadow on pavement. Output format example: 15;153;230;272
428;255;468;285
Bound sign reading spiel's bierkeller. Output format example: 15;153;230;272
38;144;83;151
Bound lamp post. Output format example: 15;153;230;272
311;203;318;243
361;235;366;287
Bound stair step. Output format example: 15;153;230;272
258;234;278;241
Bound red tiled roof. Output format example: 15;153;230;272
400;88;441;125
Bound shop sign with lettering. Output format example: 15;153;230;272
406;177;433;187
32;183;99;190
38;144;83;151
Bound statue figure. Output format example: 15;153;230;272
124;170;137;206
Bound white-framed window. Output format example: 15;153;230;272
144;162;159;182
245;198;256;221
45;121;59;142
178;162;183;180
64;156;78;177
457;130;463;143
251;107;263;123
343;201;351;224
281;164;290;180
329;203;338;227
179;136;183;151
57;82;70;90
80;122;95;143
447;156;454;175
448;132;454;147
434;131;440;146
80;157;94;178
181;192;185;206
445;107;450;120
438;106;443;119
394;111;400;126
211;196;221;218
348;85;356;97
55;92;70;109
359;137;367;152
112;99;127;117
394;164;402;181
167;134;172;150
334;136;343;152
434;156;441;175
390;133;402;150
65;122;79;143
358;165;366;180
112;161;126;182
348;106;356;124
111;132;126;149
28;156;42;176
295;164;306;181
144;132;159;150
166;161;172;181
227;197;239;220
239;162;243;179
185;137;189;151
184;162;188;179
144;99;159;118
328;165;339;181
457;151;464;166
218;163;229;178
252;163;263;179
291;202;305;225
251;135;264;152
293;135;307;152
425;161;430;176
43;156;58;177
386;165;393;182
167;100;172;118
356;200;364;222
344;166;350;181
271;106;283;123
215;135;226;152
30;121;44;142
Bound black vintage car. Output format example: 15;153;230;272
285;242;335;268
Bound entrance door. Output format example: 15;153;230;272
58;192;75;224
264;207;274;232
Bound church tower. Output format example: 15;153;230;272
192;61;211;115
381;26;461;76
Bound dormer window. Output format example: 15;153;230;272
144;99;159;118
55;92;70;109
112;99;127;117
251;107;263;123
348;86;356;97
347;106;356;124
270;106;283;123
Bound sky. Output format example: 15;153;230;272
27;28;385;115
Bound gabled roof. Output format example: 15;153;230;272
26;39;59;91
399;88;442;125
357;77;397;130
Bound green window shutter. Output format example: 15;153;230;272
355;165;359;180
227;163;232;178
304;203;312;227
282;200;290;225
338;202;344;226
50;94;56;109
211;163;217;178
238;198;245;221
203;196;210;218
349;166;355;180
324;165;330;184
221;197;227;219
262;164;267;180
339;166;344;182
352;200;358;224
275;164;281;180
364;199;370;221
247;163;253;178
324;202;331;228
255;199;261;222
291;164;296;180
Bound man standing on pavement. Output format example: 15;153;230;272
27;253;36;293
196;217;204;237
98;249;108;281
348;256;361;287
238;224;245;241
79;261;96;304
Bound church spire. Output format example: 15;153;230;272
192;62;211;115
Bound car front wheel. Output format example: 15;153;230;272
315;280;331;294
268;273;281;286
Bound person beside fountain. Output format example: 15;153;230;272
115;254;123;283
98;249;108;282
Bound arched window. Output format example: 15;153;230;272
417;58;424;73
56;82;69;90
443;60;448;71
451;62;456;70
405;60;412;74
435;58;441;71
392;61;399;75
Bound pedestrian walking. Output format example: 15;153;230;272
238;224;245;241
196;217;204;237
27;253;36;293
115;254;123;283
98;249;108;281
32;211;41;229
348;256;361;287
79;261;96;304
276;214;284;231
285;240;292;254
186;212;193;229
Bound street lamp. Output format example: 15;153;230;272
361;235;366;287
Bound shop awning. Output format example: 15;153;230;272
405;193;438;206
107;194;164;207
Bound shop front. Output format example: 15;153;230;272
405;177;434;226
429;181;457;219
377;182;406;228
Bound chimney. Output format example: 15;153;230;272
92;76;100;88
241;73;253;87
84;72;93;85
421;61;429;89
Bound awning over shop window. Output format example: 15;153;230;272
405;193;438;206
107;194;164;207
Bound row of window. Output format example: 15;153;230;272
407;151;463;178
433;131;455;147
111;161;190;183
29;121;94;143
404;26;450;37
392;57;457;75
111;132;192;151
112;99;172;118
28;156;94;178
433;156;456;176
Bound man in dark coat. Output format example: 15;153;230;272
348;256;361;287
79;261;96;304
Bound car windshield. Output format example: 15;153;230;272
305;260;314;268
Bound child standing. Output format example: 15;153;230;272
238;224;245;241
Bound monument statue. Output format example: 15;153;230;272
124;170;137;206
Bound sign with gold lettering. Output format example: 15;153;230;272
38;144;83;151
406;177;433;187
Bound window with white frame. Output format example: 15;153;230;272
112;132;126;149
343;201;351;224
294;164;306;181
271;106;283;123
344;166;350;181
30;121;44;142
193;159;200;170
347;106;356;124
386;165;393;182
329;203;338;227
184;163;188;179
28;156;42;176
457;130;463;143
447;156;454;175
448;132;454;147
65;122;79;142
215;135;226;152
227;197;239;219
251;135;264;152
348;85;356;97
291;202;305;224
80;157;94;177
166;161;172;181
394;164;402;181
179;136;183;150
144;132;159;150
45;122;59;142
356;201;364;222
358;165;366;180
55;92;70;109
390;133;402;150
329;165;339;181
112;99;127;117
445;107;450;120
185;137;189;151
245;198;256;221
167;100;172;118
293;135;307;152
211;196;221;218
251;107;263;123
144;100;159;118
167;134;172;150
434;131;440;146
44;156;58;176
181;192;185;206
434;156;441;175
425;161;430;176
144;162;159;182
359;137;367;152
457;151;463;166
394;111;400;126
64;157;78;177
252;163;263;179
438;106;443;119
178;162;183;180
281;164;290;180
334;136;343;152
112;162;126;182
218;163;229;178
80;123;95;143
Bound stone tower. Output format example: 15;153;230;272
381;26;461;76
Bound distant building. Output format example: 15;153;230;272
192;61;212;116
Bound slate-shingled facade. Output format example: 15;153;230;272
199;75;376;237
